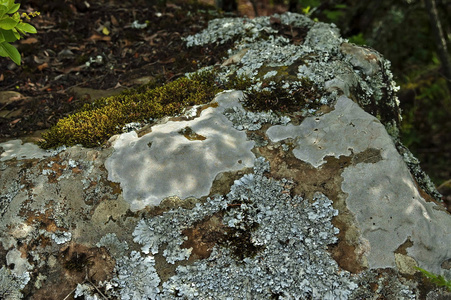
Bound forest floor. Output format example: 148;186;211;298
0;0;230;142
0;0;449;191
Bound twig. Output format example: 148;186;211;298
62;286;77;300
85;266;109;300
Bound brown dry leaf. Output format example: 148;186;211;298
10;118;21;125
111;15;119;26
221;48;249;66
56;65;85;74
144;33;159;45
37;62;49;71
0;74;4;81
20;37;39;44
88;33;111;42
159;57;176;64
120;39;133;47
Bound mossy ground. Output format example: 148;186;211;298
39;71;222;149
39;65;323;149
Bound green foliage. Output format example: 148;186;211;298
39;71;222;149
298;0;321;9
323;4;346;23
0;0;39;65
347;33;366;46
415;267;451;291
400;68;451;149
297;1;346;23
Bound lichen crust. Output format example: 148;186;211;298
105;91;256;211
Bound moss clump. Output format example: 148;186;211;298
226;73;322;113
39;71;221;149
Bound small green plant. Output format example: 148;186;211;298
415;267;451;291
0;0;40;65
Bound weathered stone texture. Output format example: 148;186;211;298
1;11;450;300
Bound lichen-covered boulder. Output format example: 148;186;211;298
1;12;450;299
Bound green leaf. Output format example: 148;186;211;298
416;267;451;291
6;2;19;14
3;0;14;10
0;15;18;30
11;27;19;40
0;41;20;65
0;5;8;19
0;28;17;42
16;22;36;34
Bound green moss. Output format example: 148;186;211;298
39;71;221;149
226;73;322;113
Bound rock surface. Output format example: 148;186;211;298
1;12;450;299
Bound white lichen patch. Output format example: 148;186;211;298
184;16;276;47
108;251;160;300
267;95;451;276
105;91;256;211
267;95;386;168
0;139;53;161
341;134;451;275
223;106;290;131
130;157;358;299
51;231;72;245
6;248;32;277
74;283;101;300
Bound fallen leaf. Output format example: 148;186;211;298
20;37;39;44
37;62;49;71
159;57;175;64
102;26;110;36
10;118;21;125
88;34;111;42
111;15;119;26
221;48;249;66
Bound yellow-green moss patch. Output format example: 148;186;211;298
39;72;221;149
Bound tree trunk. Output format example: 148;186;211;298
424;0;451;93
249;0;259;16
215;0;237;12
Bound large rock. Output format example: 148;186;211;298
1;12;450;299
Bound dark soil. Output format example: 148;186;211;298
0;0;231;142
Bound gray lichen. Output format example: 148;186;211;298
187;11;402;132
74;283;101;300
223;105;290;130
132;157;358;299
51;231;72;245
96;233;129;259
0;266;29;300
108;251;161;300
0;180;23;217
